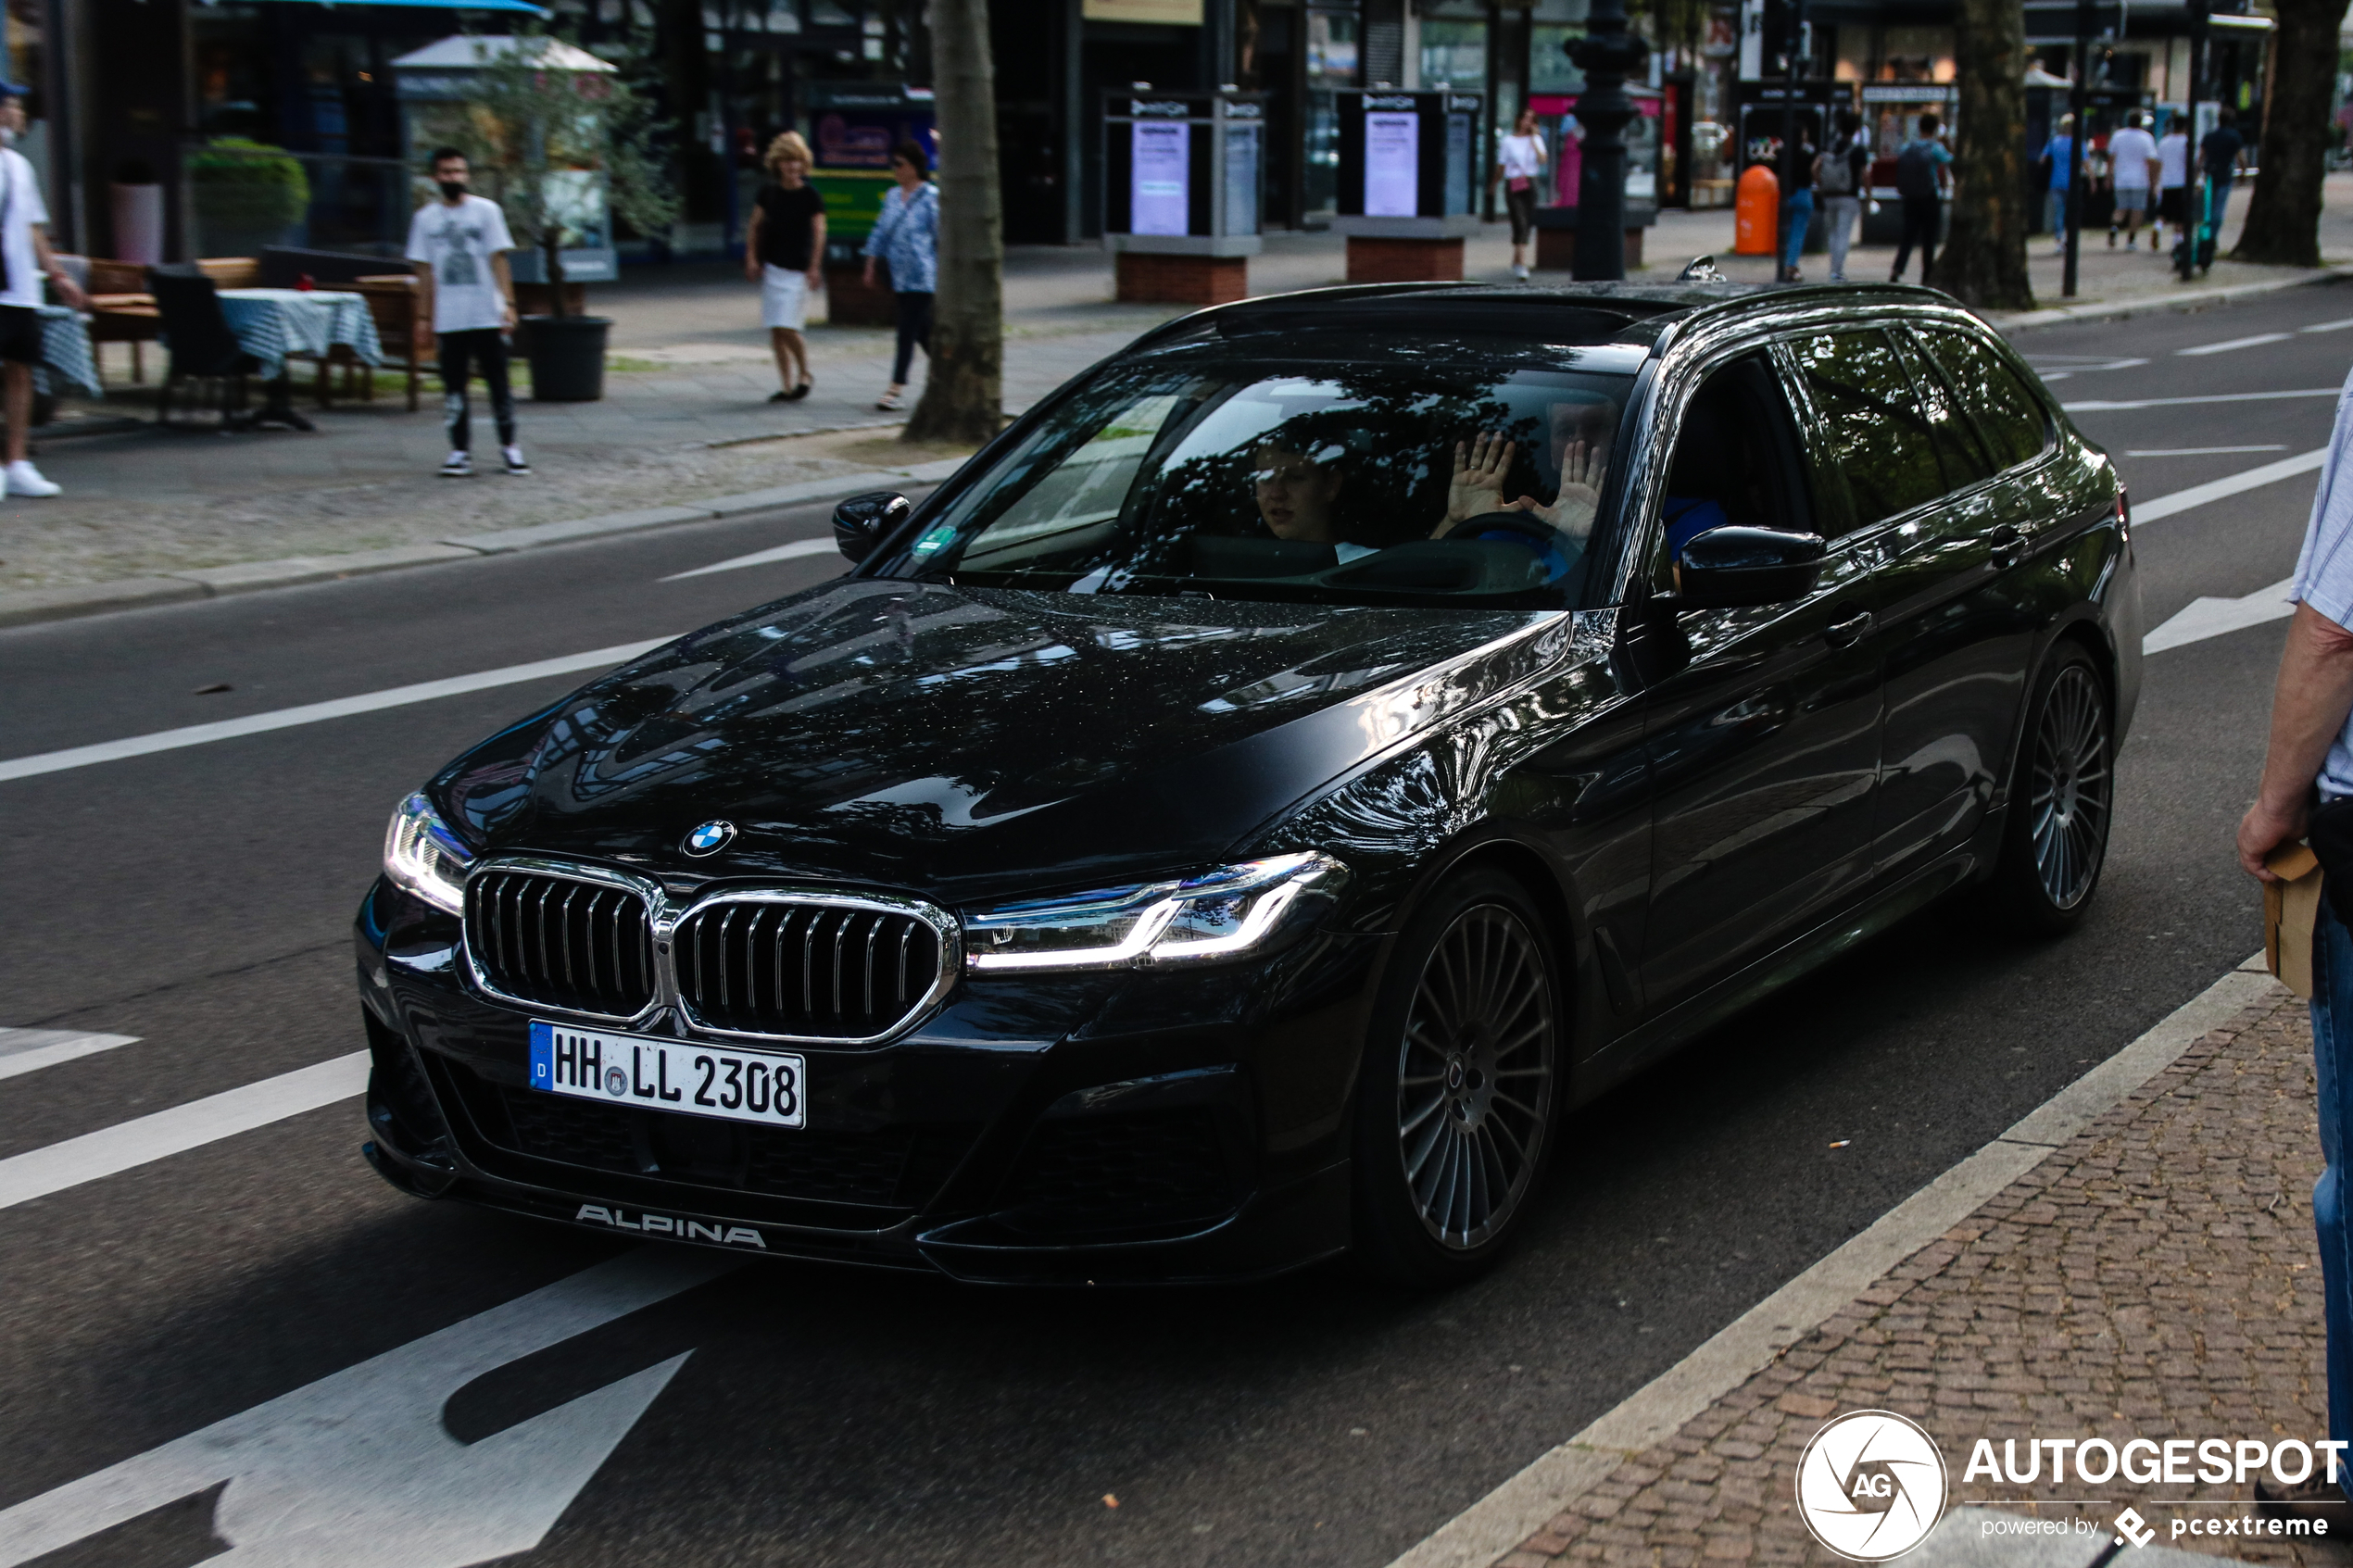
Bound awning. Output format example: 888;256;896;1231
232;0;550;16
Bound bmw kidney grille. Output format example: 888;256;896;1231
464;867;658;1020
674;901;945;1041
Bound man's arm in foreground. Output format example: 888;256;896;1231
2238;602;2353;880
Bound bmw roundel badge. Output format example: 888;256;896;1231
683;820;736;857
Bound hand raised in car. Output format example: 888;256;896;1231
1441;432;1517;530
1509;439;1609;541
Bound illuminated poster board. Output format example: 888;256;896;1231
1131;119;1191;235
1365;111;1418;216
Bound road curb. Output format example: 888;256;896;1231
1384;955;2286;1568
1993;265;2350;333
0;457;969;632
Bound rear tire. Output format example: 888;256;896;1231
1985;642;2113;936
1352;868;1562;1286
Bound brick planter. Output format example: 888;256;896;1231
1345;235;1466;283
1114;251;1250;305
1533;226;1647;273
823;262;897;326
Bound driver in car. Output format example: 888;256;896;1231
1251;439;1381;561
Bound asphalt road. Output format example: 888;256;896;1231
0;283;2345;1568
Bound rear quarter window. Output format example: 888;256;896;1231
1916;327;2054;472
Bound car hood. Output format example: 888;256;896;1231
435;579;1565;902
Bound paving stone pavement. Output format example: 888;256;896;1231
1495;989;2348;1568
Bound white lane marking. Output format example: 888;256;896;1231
2131;446;2327;524
2144;575;2297;654
2062;388;2342;411
0;1051;368;1210
663;535;840;582
2302;318;2353;333
0;1248;736;1568
2124;444;2288;457
0;1029;138;1083
1386;958;2284;1568
2025;355;2149;382
0;637;673;785
2176;331;2295;357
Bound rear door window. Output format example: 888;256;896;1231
1916;327;2054;472
1786;328;1950;532
1896;331;1994;493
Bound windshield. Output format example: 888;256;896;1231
872;348;1638;608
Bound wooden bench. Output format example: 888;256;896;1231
315;270;427;410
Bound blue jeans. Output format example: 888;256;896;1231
2309;900;2353;1497
1780;189;1814;272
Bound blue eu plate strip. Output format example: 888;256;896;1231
528;1021;555;1091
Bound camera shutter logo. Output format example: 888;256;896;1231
1795;1410;1948;1561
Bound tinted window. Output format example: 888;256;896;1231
1655;353;1813;570
1788;329;1950;531
1897;332;1994;493
1919;328;2053;471
874;347;1635;607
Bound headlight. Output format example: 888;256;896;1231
383;792;473;916
964;852;1347;972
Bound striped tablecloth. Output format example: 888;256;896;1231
36;306;99;399
216;288;384;382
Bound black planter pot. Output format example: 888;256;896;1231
519;314;610;402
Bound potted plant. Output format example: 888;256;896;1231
441;31;676;401
187;139;309;257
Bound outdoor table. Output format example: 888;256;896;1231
215;288;384;431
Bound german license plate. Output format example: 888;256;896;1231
529;1021;806;1130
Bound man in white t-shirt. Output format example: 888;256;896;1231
2157;121;2191;253
2106;112;2159;251
405;148;524;478
0;85;84;498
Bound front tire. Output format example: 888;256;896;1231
1985;642;2113;935
1352;868;1562;1286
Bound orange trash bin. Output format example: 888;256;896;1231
1734;164;1780;256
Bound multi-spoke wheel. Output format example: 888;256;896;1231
1987;644;2113;935
1354;868;1560;1284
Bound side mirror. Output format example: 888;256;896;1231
833;491;912;563
1672;525;1826;608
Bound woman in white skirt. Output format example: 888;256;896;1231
744;132;826;402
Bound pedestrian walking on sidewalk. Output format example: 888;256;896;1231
2107;111;2158;250
1889;114;1951;284
2204;107;2249;236
1815;109;1867;283
1494;108;1546;281
2158;117;2192;255
406;148;525;478
2239;365;2353;1523
746;131;824;404
1777;119;1818;282
0;83;83;499
862;139;937;414
2039;114;2076;255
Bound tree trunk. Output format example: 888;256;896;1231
1931;0;2034;310
904;0;1002;446
2233;0;2349;266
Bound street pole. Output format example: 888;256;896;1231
2064;0;2090;297
1567;0;1648;280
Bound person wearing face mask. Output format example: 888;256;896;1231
0;83;87;499
405;147;524;478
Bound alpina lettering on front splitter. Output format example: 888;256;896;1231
575;1204;767;1248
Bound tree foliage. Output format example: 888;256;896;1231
2233;0;2352;266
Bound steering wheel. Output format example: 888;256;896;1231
1447;510;1584;583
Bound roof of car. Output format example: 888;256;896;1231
1128;277;1957;358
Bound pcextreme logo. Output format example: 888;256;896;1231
1796;1411;1950;1561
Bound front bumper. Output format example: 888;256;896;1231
355;877;1376;1284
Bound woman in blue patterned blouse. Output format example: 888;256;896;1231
861;139;940;412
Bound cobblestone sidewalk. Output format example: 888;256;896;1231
1497;988;2342;1568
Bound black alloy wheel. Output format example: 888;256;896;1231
1353;867;1561;1284
1987;643;2113;935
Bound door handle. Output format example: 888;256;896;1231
1986;525;2025;570
1825;608;1875;647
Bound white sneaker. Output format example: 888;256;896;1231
438;451;472;478
1512;263;1529;281
6;459;59;497
502;445;531;476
